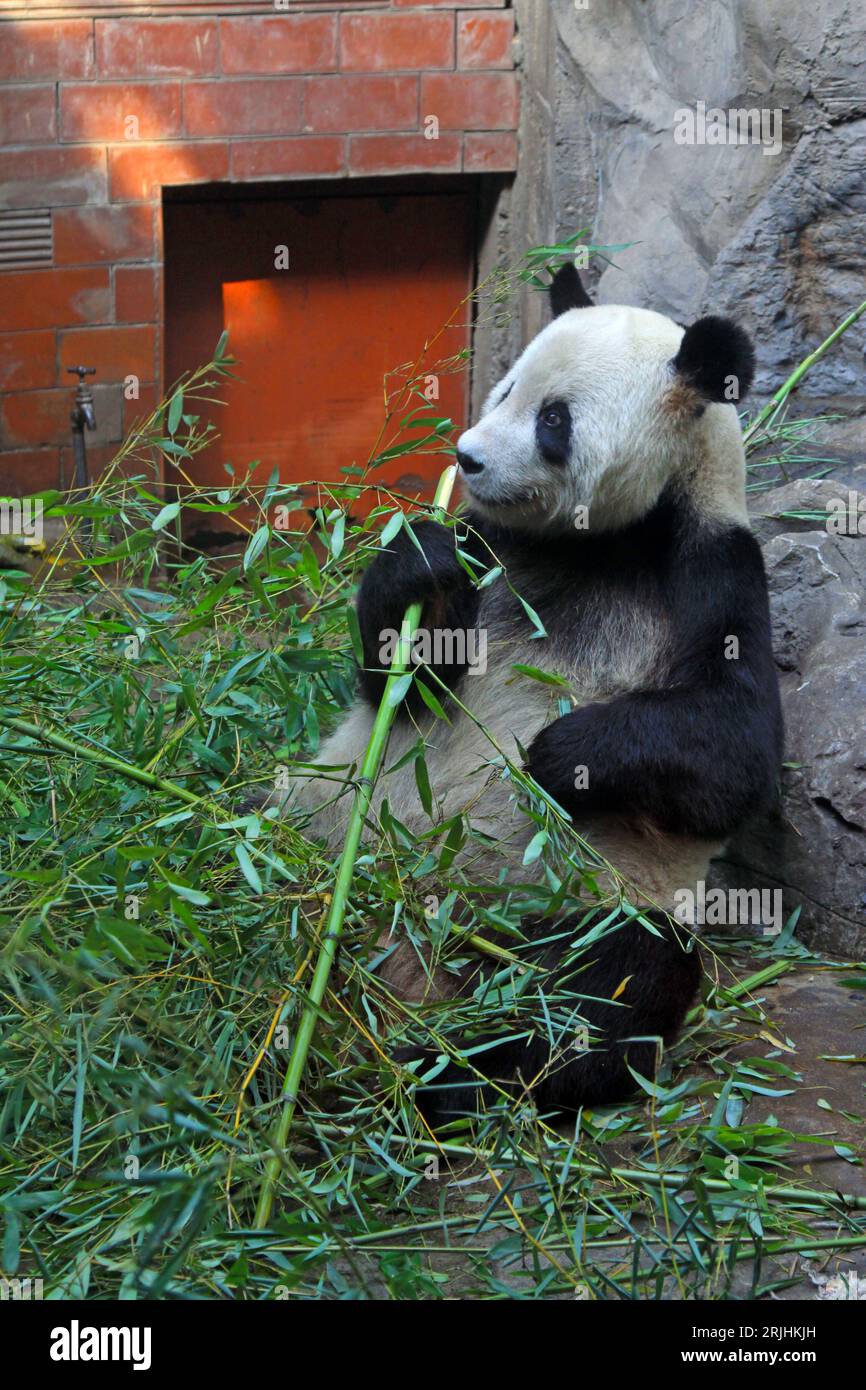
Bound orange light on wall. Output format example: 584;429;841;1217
164;186;476;529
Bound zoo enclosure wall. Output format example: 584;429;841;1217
0;1;520;497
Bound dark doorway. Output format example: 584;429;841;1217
163;178;478;530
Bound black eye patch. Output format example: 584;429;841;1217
535;399;572;464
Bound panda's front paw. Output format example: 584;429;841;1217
361;522;459;622
525;714;585;811
356;520;482;709
359;520;466;634
392;519;465;598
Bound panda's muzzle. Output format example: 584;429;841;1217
456;448;484;475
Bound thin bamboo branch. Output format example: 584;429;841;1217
0;714;207;808
399;1142;866;1212
253;464;459;1229
743;297;866;447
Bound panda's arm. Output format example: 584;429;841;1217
526;526;783;838
355;519;481;710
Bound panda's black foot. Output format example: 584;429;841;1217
394;1045;499;1125
394;911;702;1126
235;786;282;817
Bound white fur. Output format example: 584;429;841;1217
459;304;747;533
286;302;746;915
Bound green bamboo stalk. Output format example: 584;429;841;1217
400;1142;866;1212
254;464;459;1229
0;714;206;809
723;958;791;997
260;1227;866;1260
290;1117;866;1211
743;297;866;447
683;959;790;1027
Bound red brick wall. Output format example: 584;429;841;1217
0;3;518;494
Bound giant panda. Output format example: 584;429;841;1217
285;263;783;1121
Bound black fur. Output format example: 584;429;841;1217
356;519;481;714
399;910;701;1122
522;494;783;836
357;495;783;832
360;491;781;1122
550;262;593;317
673;316;756;403
535;399;572;464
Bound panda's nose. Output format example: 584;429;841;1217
456;448;484;475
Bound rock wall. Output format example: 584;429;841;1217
502;1;865;957
714;474;866;957
514;0;866;419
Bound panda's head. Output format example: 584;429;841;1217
456;264;755;535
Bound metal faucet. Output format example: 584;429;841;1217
67;365;96;497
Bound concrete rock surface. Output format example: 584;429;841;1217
714;473;866;957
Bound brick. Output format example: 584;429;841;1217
0;86;56;144
231;136;344;181
0;448;62;494
0;331;56;391
109;142;229;202
1;389;76;448
457;12;514;69
54;205;154;266
0;20;94;81
123;381;158;437
394;0;504;7
0;268;110;332
184;79;302;138
349;133;461;175
305;76;418;134
421;72;518;130
0;386;123;450
96;19;218;77
115;266;158;323
61;83;182;142
0;147;106;210
220;15;336;75
59;325;155;385
463;130;518;172
60;442;123;486
340;14;453;72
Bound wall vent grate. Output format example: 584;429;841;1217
0;208;53;271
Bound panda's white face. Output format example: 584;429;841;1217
456;303;743;534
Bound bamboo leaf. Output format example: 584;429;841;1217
512;663;569;686
151;502;181;532
243;525;270;572
167;389;184;436
379;511;403;548
235;842;263;894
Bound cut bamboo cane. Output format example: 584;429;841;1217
254;464;458;1229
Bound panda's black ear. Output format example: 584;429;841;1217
672;316;755;403
550;262;593;317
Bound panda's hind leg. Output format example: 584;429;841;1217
399;910;701;1124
